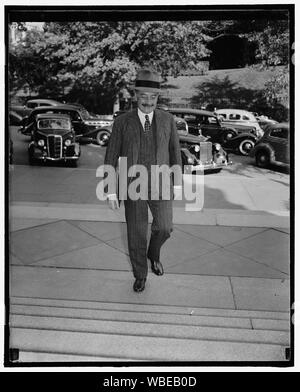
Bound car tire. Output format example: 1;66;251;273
68;160;78;168
28;154;36;165
96;130;110;146
238;139;255;155
255;150;270;168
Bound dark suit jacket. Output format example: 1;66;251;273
104;108;182;197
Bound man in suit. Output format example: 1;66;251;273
104;68;182;293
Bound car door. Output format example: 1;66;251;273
268;127;289;164
66;110;87;136
199;115;223;143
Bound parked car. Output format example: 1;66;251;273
255;115;278;131
28;113;80;166
66;102;113;124
250;122;290;169
162;107;259;155
214;108;264;137
179;132;231;173
19;104;111;146
10;98;62;118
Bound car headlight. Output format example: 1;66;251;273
65;139;72;146
38;139;44;147
214;143;221;151
193;145;200;152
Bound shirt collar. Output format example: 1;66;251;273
137;108;154;125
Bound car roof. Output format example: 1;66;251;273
27;99;61;104
165;108;216;117
216;108;251;113
31;104;81;112
35;113;71;120
215;108;256;116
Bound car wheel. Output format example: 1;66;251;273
255;150;270;168
238;139;255;155
96;130;110;146
28;153;36;165
68;160;78;168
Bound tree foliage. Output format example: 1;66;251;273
10;21;211;113
9;18;290;115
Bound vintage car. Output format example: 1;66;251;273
253;114;278;131
215;108;264;137
19;104;111;146
250;122;289;169
28;113;81;166
180;132;231;173
162;107;259;155
10;98;62;118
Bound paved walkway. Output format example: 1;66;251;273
8;163;291;362
10;164;290;227
9;216;291;362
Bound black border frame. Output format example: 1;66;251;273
4;4;295;370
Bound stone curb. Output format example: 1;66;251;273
10;202;290;228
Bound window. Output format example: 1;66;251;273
27;102;37;109
229;114;241;120
38;118;70;130
242;115;250;120
67;111;81;121
270;128;288;139
183;115;196;121
208;116;217;124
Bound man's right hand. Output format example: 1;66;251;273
107;194;120;210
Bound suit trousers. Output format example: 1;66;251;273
124;199;173;279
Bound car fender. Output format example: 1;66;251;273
84;125;112;138
230;132;257;141
28;141;35;153
180;147;197;163
224;132;257;147
250;143;275;161
222;125;238;134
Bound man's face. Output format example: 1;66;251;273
136;90;159;114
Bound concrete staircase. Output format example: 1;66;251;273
9;296;290;362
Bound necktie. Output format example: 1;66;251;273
144;114;151;132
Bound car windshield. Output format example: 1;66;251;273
37;118;70;130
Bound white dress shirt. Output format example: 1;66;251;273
137;108;154;130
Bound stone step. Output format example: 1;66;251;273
16;351;141;362
10;314;290;346
10;327;287;361
11;296;290;320
10;303;290;331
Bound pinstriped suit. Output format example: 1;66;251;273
104;108;182;279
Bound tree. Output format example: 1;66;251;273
10;21;211;113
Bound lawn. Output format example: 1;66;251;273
162;66;287;109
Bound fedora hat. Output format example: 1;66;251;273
135;68;161;93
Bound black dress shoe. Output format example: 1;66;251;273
133;278;146;292
150;260;164;276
